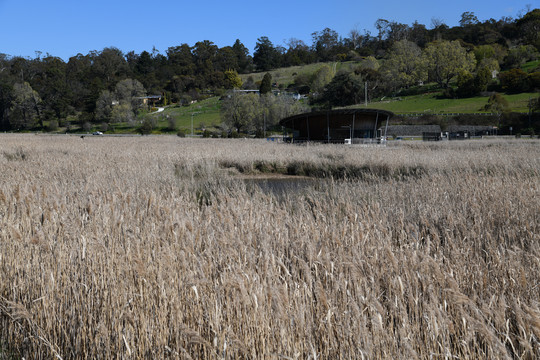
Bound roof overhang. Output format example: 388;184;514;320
279;108;394;128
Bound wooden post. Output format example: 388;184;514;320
327;111;330;143
384;114;390;142
373;112;379;141
307;115;310;141
352;112;355;144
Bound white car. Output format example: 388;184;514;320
92;131;103;135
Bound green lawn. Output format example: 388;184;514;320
365;92;537;114
148;97;222;134
521;60;540;73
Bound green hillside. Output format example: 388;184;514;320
147;97;222;134
362;92;536;114
240;60;538;115
100;59;540;135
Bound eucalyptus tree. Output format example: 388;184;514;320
311;28;342;61
220;91;260;133
9;82;41;129
422;40;476;88
381;40;426;90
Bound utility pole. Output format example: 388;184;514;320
191;112;200;136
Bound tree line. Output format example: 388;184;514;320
0;9;539;131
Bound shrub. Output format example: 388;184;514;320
167;116;177;131
138;119;153;135
82;121;92;132
499;68;530;93
529;71;540;90
46;120;58;132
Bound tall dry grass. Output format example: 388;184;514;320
0;134;539;359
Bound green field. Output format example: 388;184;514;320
364;92;536;114
151;97;222;133
521;59;540;72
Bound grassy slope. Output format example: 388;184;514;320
158;97;222;132
143;97;222;134
239;61;359;88
366;92;536;114
521;59;540;72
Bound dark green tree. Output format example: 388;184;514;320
215;47;238;72
138;118;153;135
91;47;129;91
167;44;195;76
259;72;272;94
283;38;314;66
516;9;540;50
66;54;93;110
319;70;363;107
311;28;341;61
387;21;410;44
0;58;14;130
500;68;530;93
459;12;480;27
31;56;70;121
253;37;279;71
232;39;252;73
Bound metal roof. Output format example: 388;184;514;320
279;108;394;127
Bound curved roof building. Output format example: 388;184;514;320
279;108;394;144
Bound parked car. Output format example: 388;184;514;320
92;131;103;135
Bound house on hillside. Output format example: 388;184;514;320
136;95;162;107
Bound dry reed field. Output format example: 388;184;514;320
0;134;539;359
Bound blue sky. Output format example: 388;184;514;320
0;0;537;60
